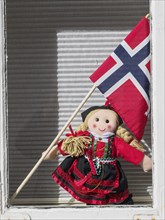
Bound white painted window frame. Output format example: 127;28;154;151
0;0;165;219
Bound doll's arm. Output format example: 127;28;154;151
115;137;146;163
140;154;152;172
115;137;152;172
42;145;59;161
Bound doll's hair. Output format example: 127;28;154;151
77;106;122;132
77;109;99;131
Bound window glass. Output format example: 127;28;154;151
6;0;151;205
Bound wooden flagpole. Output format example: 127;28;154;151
10;84;96;203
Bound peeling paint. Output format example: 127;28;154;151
134;215;156;220
1;212;31;220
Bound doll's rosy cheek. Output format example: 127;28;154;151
93;124;97;128
107;125;112;130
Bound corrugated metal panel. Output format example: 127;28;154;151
6;0;151;204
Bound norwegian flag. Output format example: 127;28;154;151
90;17;151;140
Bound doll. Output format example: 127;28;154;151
43;105;152;205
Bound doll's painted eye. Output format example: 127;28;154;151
105;119;110;123
95;118;99;122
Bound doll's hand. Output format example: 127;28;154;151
42;145;59;161
140;155;152;172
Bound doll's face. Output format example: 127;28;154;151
87;109;119;136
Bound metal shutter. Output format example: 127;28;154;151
6;0;151;205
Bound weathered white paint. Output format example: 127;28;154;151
151;1;165;219
1;206;159;220
0;0;165;220
1;212;31;220
0;0;8;215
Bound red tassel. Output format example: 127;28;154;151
69;124;75;136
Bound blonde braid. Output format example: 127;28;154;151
76;122;88;132
116;126;146;152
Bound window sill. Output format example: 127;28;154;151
2;205;157;220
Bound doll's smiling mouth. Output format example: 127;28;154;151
98;128;106;132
